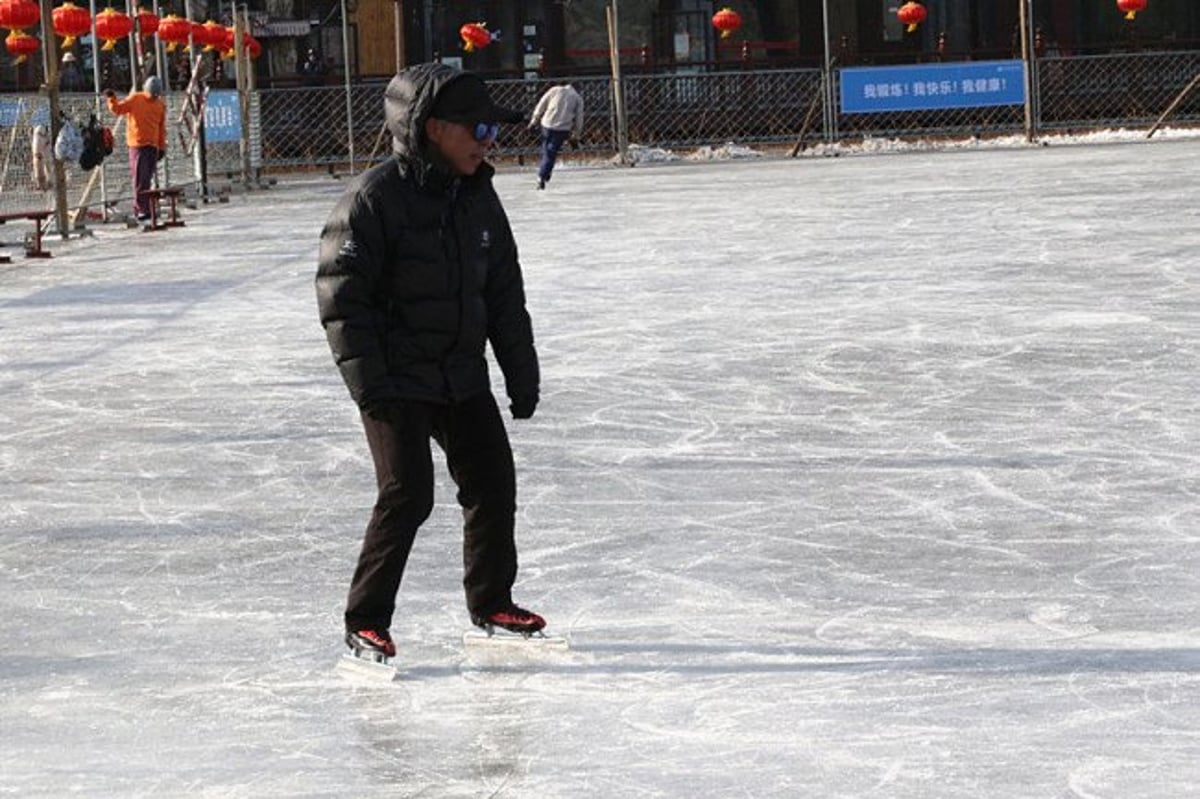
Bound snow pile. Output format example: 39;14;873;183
615;144;680;166
574;125;1199;170
797;125;1200;157
685;142;764;161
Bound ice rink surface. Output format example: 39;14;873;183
3;139;1199;797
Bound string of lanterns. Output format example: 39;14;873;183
2;1;261;66
4;2;1160;71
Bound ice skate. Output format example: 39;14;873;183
337;629;399;681
464;605;568;651
473;605;546;635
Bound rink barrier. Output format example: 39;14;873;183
1;50;1197;214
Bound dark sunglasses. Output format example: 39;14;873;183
471;122;499;142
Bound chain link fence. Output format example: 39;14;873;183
0;90;255;222
2;50;1197;223
1037;50;1200;131
248;50;1194;164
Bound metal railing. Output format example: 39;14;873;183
2;50;1197;221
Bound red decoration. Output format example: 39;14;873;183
200;19;224;51
897;1;928;33
135;7;158;38
0;0;40;32
156;13;189;51
52;2;91;49
712;7;742;40
4;28;37;63
459;22;493;53
94;7;133;51
1116;0;1147;20
219;24;234;57
226;30;260;59
219;28;262;61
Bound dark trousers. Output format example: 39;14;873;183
344;392;518;631
537;127;571;183
129;146;157;219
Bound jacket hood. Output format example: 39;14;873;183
385;62;465;160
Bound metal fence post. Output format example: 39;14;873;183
340;0;355;174
606;2;629;164
821;0;836;143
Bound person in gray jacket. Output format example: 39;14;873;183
316;63;545;662
528;82;584;189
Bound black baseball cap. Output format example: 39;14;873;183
429;74;524;125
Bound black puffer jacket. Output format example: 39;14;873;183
315;63;538;411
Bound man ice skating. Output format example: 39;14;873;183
528;82;584;190
105;76;166;225
316;63;544;663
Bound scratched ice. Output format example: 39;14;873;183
2;138;1199;798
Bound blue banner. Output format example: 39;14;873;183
204;91;242;143
840;60;1025;114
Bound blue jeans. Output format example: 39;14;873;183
537;127;571;183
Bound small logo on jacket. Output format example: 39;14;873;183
480;230;491;250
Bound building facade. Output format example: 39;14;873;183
333;0;1200;79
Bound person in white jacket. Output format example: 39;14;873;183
528;83;583;190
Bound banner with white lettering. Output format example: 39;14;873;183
840;60;1025;114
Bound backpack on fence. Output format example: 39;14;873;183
79;114;113;171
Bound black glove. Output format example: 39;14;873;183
569;138;579;150
156;148;166;162
509;393;538;420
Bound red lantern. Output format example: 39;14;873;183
218;24;234;57
712;7;742;40
1116;0;1147;20
200;19;224;51
459;22;493;53
135;6;157;38
0;0;41;32
156;13;189;51
896;1;927;33
94;7;133;51
221;29;260;60
52;1;91;49
4;28;37;63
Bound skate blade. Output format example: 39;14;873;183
336;652;398;682
463;629;570;651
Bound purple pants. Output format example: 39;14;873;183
129;146;158;219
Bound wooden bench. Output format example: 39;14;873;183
0;209;54;261
141;187;186;231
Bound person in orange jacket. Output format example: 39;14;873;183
105;76;167;223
